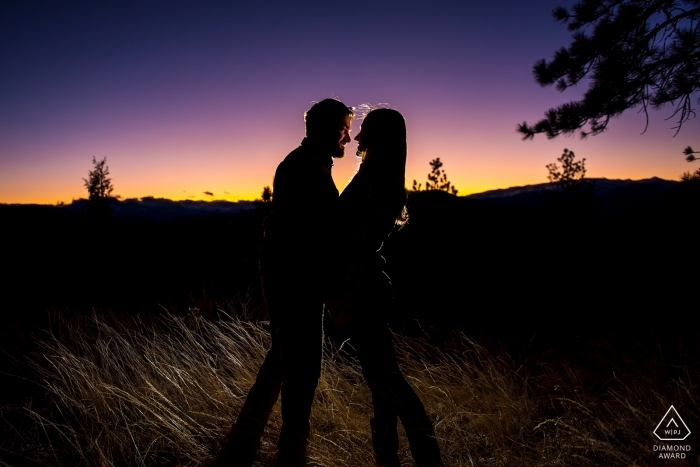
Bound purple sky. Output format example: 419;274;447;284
2;0;698;203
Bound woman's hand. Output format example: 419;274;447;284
325;292;353;327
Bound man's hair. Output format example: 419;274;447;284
304;98;354;137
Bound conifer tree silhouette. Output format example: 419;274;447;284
518;0;700;141
680;146;700;183
546;149;586;191
261;186;272;203
412;158;458;195
684;146;699;163
253;186;273;214
517;0;700;160
83;156;117;216
544;149;595;214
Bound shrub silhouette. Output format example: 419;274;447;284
679;151;700;201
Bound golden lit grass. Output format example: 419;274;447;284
26;311;699;467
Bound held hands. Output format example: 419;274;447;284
325;291;353;327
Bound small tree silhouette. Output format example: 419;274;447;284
546;149;586;191
544;149;595;215
680;169;700;183
412;158;458;195
253;186;273;214
261;186;272;203
83;156;116;216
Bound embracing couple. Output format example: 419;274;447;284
209;99;444;467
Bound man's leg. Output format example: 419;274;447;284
209;307;285;466
254;265;324;467
273;293;324;467
215;341;284;465
210;266;291;467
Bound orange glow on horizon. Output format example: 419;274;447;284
1;103;697;205
0;154;694;205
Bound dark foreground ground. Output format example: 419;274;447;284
2;187;697;326
0;189;698;465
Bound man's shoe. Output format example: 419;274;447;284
370;418;400;467
203;434;256;467
375;453;402;467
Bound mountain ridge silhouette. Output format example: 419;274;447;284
11;177;676;221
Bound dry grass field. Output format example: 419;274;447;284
7;301;699;467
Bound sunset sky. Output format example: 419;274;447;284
2;0;699;204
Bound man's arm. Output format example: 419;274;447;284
269;151;338;250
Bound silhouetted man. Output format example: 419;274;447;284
210;98;353;467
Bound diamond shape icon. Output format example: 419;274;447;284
654;405;691;441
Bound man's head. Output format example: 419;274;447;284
304;98;354;158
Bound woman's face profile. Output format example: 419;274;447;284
354;125;369;159
354;127;366;151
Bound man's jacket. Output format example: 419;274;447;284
261;138;339;284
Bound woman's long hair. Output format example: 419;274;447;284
358;108;409;225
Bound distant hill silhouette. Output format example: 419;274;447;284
62;197;254;221
467;177;678;215
53;178;679;222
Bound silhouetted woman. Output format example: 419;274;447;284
327;108;444;467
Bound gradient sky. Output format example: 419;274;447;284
2;0;699;204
